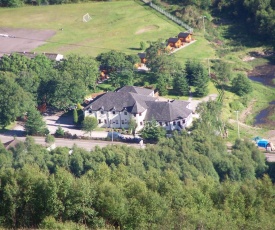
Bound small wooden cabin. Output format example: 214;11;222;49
167;37;182;48
178;32;192;43
99;70;109;81
138;53;147;64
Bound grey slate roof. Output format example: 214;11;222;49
178;32;190;38
84;87;192;122
145;100;192;122
84;91;157;113
116;86;153;96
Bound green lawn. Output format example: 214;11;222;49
0;122;16;133
173;34;217;65
0;1;215;59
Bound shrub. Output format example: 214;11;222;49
55;125;65;137
45;134;55;144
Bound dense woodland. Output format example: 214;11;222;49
0;47;213;129
0;101;275;229
156;0;275;48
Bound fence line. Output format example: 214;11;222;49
145;1;193;33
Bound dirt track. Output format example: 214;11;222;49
0;27;55;56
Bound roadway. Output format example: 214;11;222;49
265;153;275;163
0;134;141;151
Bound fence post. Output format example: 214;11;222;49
148;2;193;32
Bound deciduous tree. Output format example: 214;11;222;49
140;119;166;142
0;73;33;128
82;117;98;137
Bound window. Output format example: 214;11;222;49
140;122;143;125
139;113;142;116
173;121;176;125
89;110;92;114
116;120;118;124
133;114;136;117
104;119;107;124
124;111;127;115
122;120;124;124
165;122;169;126
182;119;185;124
159;122;163;126
98;119;102;124
101;111;104;114
177;121;181;125
112;111;115;115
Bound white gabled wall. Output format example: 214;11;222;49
84;102;193;132
132;109;147;131
84;109;141;130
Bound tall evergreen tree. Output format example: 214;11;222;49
173;72;189;96
25;107;48;135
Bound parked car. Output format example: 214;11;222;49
107;132;124;140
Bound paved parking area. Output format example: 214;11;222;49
44;114;108;138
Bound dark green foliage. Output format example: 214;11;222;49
73;109;78;124
157;74;168;96
173;71;189;96
213;60;232;85
110;70;134;88
82;116;98;137
55;125;65;137
25;107;48;135
128;118;137;136
46;71;86;110
215;0;275;46
0;53;96;111
96;50;134;72
0;72;34;128
45;134;55;144
194;70;209;97
231;73;253;96
57;54;99;90
140;119;166;142
185;60;209;97
140;41;146;50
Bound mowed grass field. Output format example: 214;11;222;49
0;1;216;59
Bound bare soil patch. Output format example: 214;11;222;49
0;27;55;57
248;64;275;86
239;100;256;123
135;25;159;34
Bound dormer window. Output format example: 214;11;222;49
101;111;104;114
124;111;127;115
112;111;116;115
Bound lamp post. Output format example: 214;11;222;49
200;16;206;33
111;118;113;144
234;110;240;139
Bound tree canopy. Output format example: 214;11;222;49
0;72;34;128
82;116;98;137
231;73;253;96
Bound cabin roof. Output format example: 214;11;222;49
178;32;191;38
167;37;180;43
137;52;146;59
